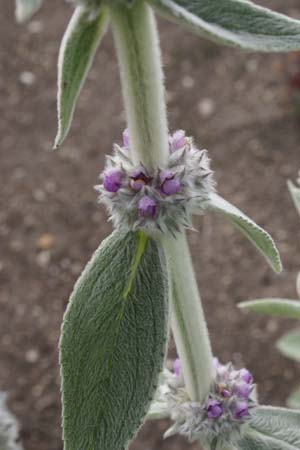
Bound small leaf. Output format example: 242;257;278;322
149;0;300;52
60;231;169;450
240;406;300;449
15;0;43;23
0;393;23;450
288;180;300;217
288;390;300;410
55;6;109;148
277;329;300;362
297;272;300;300
208;193;282;273
147;401;170;420
238;299;300;319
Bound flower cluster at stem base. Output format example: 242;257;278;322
160;358;257;448
95;129;215;234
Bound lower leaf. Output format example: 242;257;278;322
60;230;169;450
239;406;300;449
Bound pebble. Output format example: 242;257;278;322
197;98;215;118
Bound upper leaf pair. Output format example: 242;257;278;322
33;0;300;147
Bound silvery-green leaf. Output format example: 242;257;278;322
239;432;299;450
288;180;300;217
0;393;23;450
277;329;300;362
242;405;300;449
149;0;300;52
147;401;170;420
238;298;300;319
55;6;109;148
297;273;300;299
60;230;169;450
288;390;300;410
208;193;282;273
15;0;42;23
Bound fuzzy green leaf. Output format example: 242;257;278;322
55;6;109;148
208;193;282;273
239;406;300;449
288;180;300;217
297;273;300;300
149;0;300;52
60;231;169;450
277;329;300;362
238;298;300;319
15;0;43;23
0;393;23;450
288;390;300;410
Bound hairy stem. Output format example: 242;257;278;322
110;0;214;410
110;1;169;169
162;233;215;402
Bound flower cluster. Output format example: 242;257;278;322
159;358;257;447
95;129;215;234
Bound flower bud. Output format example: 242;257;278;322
159;169;181;195
138;196;157;218
103;169;123;193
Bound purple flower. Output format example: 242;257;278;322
213;357;220;368
232;400;249;420
233;381;251;399
206;399;223;419
169;130;186;152
138;196;157;218
123;128;130;148
130;167;152;191
173;358;181;377
239;369;253;384
103;168;123;193
159;169;181;195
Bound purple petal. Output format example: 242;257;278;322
173;358;181;377
130;167;152;191
169;130;186;152
232;400;249;420
233;381;251;399
239;368;253;384
138;196;157;218
123;128;130;148
103;169;123;193
206;399;223;419
159;169;181;195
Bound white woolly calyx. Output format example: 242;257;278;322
149;358;258;449
95;129;216;235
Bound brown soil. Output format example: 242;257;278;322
1;1;300;449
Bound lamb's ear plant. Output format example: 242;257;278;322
240;174;300;411
15;0;300;449
0;393;23;450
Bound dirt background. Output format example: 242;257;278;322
1;1;300;449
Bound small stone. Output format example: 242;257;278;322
36;233;55;250
25;349;39;363
19;71;36;86
182;75;195;89
197;98;215;118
